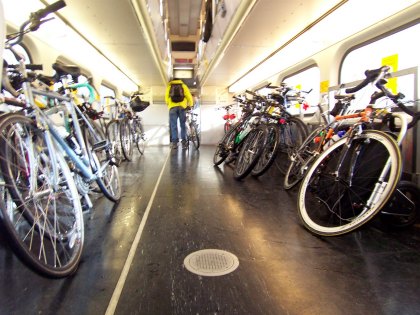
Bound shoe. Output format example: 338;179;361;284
181;140;188;150
170;142;178;149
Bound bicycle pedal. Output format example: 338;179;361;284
92;140;107;151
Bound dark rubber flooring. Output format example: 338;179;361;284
1;145;419;315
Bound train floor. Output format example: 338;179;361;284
1;145;420;315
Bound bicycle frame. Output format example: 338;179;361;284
30;89;97;182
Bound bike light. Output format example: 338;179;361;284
223;114;229;120
279;118;286;124
229;114;236;119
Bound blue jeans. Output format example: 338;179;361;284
169;106;186;143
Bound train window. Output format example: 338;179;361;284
3;43;32;65
340;23;419;83
282;66;320;116
100;84;116;118
122;94;130;103
340;23;419;110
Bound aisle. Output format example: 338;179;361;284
0;146;419;315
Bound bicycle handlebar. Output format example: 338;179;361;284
6;63;43;71
7;1;66;46
343;65;418;128
31;0;66;21
245;90;258;97
345;66;390;93
67;82;97;104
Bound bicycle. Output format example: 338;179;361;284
213;91;271;179
240;87;309;178
217;104;237;133
267;84;310;174
232;90;277;180
213;97;256;166
297;66;419;236
283;93;373;190
0;2;120;277
104;94;148;162
128;92;148;155
186;109;200;150
104;97;125;165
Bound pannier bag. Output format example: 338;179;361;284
169;83;184;103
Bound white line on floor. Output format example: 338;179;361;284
105;150;171;315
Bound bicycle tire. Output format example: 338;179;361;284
84;125;121;202
251;123;280;177
275;117;308;175
133;119;146;155
380;180;419;228
213;123;239;165
120;118;133;161
283;126;325;190
106;120;123;166
297;130;402;236
233;125;267;180
0;114;84;277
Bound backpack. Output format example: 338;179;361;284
169;83;185;103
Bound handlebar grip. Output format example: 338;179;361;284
27;64;44;71
345;77;371;94
34;0;66;19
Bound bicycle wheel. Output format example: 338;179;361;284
106;120;123;166
84;124;121;202
133;119;146;155
0;114;84;277
251;123;280;177
297;130;402;236
284;126;324;190
275;117;308;175
233;125;267;180
380;180;419;228
189;122;200;150
120;118;133;161
213;123;239;165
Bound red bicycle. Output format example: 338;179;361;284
218;104;237;133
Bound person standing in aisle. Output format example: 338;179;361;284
165;78;193;149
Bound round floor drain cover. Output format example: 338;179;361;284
184;249;239;276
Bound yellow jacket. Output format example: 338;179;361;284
165;79;193;109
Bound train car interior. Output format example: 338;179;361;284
0;0;419;314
